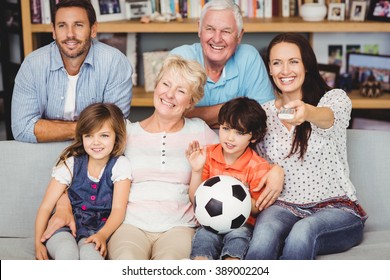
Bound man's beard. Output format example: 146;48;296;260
57;38;92;59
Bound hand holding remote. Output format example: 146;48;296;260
278;107;295;120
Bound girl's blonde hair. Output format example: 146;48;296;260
56;103;127;167
155;55;207;112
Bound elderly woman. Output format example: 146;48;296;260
106;55;219;259
40;55;219;260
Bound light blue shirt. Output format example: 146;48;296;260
170;43;274;107
11;40;133;143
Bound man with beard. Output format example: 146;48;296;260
11;0;132;143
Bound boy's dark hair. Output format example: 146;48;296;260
52;0;97;26
218;97;267;149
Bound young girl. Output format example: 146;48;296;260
35;103;131;260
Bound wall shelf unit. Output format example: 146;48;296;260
20;1;390;109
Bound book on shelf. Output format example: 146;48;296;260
30;0;59;24
264;0;272;18
30;0;42;24
282;0;290;17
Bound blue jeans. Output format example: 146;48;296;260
191;224;252;260
245;205;364;260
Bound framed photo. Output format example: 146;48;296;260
318;63;341;88
350;1;367;21
367;0;390;22
91;0;126;22
328;3;345;21
124;0;152;19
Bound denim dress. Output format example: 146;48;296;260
68;155;118;241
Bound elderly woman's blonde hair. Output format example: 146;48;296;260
155;55;207;111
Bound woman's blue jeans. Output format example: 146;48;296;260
245;204;364;260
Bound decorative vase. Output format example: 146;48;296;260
300;3;328;22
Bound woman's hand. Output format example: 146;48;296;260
40;193;76;242
253;165;284;211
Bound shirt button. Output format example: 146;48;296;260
90;195;96;201
81;205;87;211
91;184;97;189
162;161;165;164
60;96;64;100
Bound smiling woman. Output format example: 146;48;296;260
106;55;220;260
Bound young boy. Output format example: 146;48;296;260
186;97;272;260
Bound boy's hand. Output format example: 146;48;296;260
185;140;206;172
85;233;107;257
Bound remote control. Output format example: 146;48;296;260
278;107;295;120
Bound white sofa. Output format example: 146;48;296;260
0;129;389;260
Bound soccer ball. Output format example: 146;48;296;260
194;175;251;234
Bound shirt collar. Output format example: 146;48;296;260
50;39;96;71
209;143;254;171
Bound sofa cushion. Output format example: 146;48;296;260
346;130;390;232
0;141;69;238
317;231;390;259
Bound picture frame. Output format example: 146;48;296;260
124;0;152;20
91;0;126;22
318;63;341;88
350;1;367;21
327;3;345;21
367;0;390;22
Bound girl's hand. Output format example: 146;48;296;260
85;232;107;257
185;140;206;172
35;243;49;260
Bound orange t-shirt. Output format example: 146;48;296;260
202;144;271;226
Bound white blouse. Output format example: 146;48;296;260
52;156;132;185
257;89;357;204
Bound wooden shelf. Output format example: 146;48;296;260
131;88;390;109
20;0;390;56
27;18;389;33
348;90;390;109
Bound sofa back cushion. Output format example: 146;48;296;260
0;141;69;238
346;129;390;232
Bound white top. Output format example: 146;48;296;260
63;73;79;121
257;89;357;204
52;155;132;185
123;118;219;232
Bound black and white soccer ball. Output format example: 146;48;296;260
194;175;251;234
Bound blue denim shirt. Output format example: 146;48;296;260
171;43;274;107
11;40;133;143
